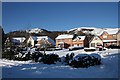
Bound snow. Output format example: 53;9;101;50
31;36;55;45
1;49;119;78
26;28;43;33
67;27;119;36
103;40;117;42
56;34;73;39
12;37;26;43
105;28;119;35
73;36;85;41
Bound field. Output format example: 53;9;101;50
1;49;120;78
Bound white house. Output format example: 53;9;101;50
12;37;26;43
27;36;55;47
89;36;103;48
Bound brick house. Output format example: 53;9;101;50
117;30;120;45
56;34;85;48
98;29;120;47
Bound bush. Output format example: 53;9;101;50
89;53;101;65
39;53;60;64
64;53;75;64
106;45;120;49
84;48;96;52
69;54;91;68
69;53;101;68
31;52;43;62
69;47;84;51
2;49;17;60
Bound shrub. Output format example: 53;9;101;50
31;52;43;62
2;49;17;60
39;53;59;64
69;53;101;68
106;45;120;49
89;53;101;65
64;53;75;64
69;54;91;68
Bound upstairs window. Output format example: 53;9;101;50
103;35;107;39
58;39;60;42
113;35;116;39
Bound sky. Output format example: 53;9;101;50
2;2;118;33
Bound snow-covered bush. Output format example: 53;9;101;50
2;49;16;60
89;53;101;65
69;53;101;68
64;53;75;64
31;52;43;62
39;53;60;64
69;54;91;68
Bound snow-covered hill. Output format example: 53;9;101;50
67;27;119;35
26;28;46;34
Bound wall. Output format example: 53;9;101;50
89;36;103;47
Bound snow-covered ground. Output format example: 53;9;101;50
1;49;120;78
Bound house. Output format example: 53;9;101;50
117;30;120;45
72;36;85;47
89;36;103;48
27;36;55;47
98;28;120;47
4;37;26;47
56;34;85;48
12;37;26;43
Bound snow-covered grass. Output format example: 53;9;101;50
1;49;120;78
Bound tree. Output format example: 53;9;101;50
37;39;50;54
0;26;5;49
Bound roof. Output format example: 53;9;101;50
77;36;85;40
12;37;26;43
56;34;73;39
89;36;102;43
97;28;119;36
73;36;85;41
31;36;55;45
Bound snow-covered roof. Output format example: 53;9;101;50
31;36;55;45
56;34;73;39
103;40;117;42
73;36;85;41
12;37;26;43
77;36;85;40
67;27;119;36
97;28;119;36
58;42;64;44
105;29;118;35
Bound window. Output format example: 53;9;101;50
103;35;107;39
69;39;71;42
91;43;95;47
113;35;116;39
58;39;60;42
